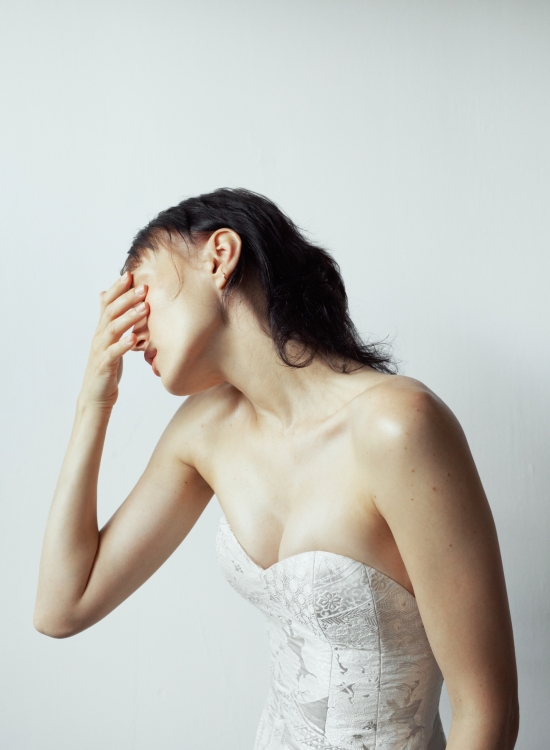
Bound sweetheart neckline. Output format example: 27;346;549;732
219;512;417;601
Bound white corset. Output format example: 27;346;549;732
216;512;447;750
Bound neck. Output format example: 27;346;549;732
210;296;370;434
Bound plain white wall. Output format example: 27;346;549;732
1;1;548;748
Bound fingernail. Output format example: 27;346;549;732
121;272;128;282
135;285;145;295
135;302;146;312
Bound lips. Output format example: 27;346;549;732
144;349;160;375
144;348;157;366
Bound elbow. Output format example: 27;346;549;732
505;696;520;749
33;608;82;639
451;689;520;750
493;700;520;750
494;683;520;748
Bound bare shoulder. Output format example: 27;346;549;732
162;382;243;466
350;371;483;522
351;372;466;460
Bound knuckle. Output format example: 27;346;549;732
92;330;104;348
104;347;117;364
101;329;112;347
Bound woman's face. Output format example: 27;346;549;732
129;242;228;396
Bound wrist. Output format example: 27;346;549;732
75;395;114;420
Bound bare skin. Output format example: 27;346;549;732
34;229;519;749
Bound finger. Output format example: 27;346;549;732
99;271;133;312
100;283;148;328
105;331;136;363
102;301;148;344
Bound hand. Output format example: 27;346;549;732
79;271;148;410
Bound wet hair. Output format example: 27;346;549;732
121;187;397;374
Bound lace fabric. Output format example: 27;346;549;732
216;512;447;750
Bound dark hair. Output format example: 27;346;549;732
121;187;397;374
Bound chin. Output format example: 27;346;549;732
160;375;186;397
157;348;224;395
159;369;196;397
164;370;223;397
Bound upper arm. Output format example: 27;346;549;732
73;396;214;634
358;384;518;719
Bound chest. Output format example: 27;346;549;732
195;413;388;569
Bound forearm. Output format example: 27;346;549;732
34;398;112;636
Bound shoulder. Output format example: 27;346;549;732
351;375;491;588
349;373;487;558
350;373;468;469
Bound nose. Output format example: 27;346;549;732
131;316;149;351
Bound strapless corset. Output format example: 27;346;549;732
216;512;446;750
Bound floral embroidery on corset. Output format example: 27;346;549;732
216;512;446;750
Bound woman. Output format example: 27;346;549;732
34;188;519;749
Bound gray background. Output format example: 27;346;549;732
1;1;548;748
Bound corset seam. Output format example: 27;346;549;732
312;551;333;742
311;552;331;649
366;567;382;750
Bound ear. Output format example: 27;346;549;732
207;228;242;286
